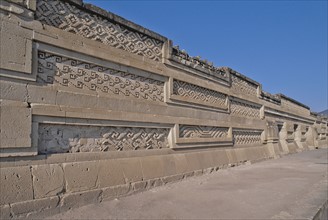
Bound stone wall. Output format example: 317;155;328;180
0;0;327;218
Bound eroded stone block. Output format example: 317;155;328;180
63;161;99;193
98;159;125;188
32;164;64;199
0;100;31;149
11;196;59;217
102;184;130;200
0;166;33;205
60;189;102;210
0;20;32;74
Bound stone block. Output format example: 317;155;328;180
119;158;143;183
102;184;131;200
173;154;189;174
63;161;99;193
31;164;64;199
234;148;248;163
140;156;164;180
131;181;147;193
98;159;125;188
0;20;32;74
0;166;33;205
0;100;31;149
147;178;164;188
185;153;203;171
11;196;59;217
56;90;98;108
27;84;57;105
225;149;238;164
211;150;229;167
161;174;184;184
162;155;177;177
0;80;27;102
60;189;102;210
0;204;11;219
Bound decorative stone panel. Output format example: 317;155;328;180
172;79;227;109
233;129;263;145
35;0;164;61
37;50;164;102
231;74;258;97
230;99;261;119
174;124;232;148
38;124;170;154
179;125;228;139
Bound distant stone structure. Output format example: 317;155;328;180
0;0;327;218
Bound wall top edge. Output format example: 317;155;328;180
277;93;310;110
62;0;168;42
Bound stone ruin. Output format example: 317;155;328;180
0;0;327;218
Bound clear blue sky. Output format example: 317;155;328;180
84;0;327;112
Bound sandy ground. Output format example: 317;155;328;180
47;148;328;219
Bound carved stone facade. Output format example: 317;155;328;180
179;125;228;139
230;99;261;118
39;124;170;153
233;129;263;145
36;0;164;61
231;74;258;97
0;0;327;217
173;79;227;108
37;51;165;102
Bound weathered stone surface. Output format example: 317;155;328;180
63;161;99;193
119;158;143;183
60;189;102;210
0;204;11;219
0;18;32;73
140;156;165;180
0;166;33;205
0;100;31;149
131;181;147;193
102;184;131;200
0;0;327;215
11;196;59;217
98;159;125;188
32;164;64;199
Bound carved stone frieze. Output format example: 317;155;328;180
233;129;262;145
38;124;170;154
230;99;261;119
179;125;228;139
231;74;258;97
37;51;164;102
36;0;164;61
171;46;228;80
172;80;227;108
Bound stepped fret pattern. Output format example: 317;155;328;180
231;75;257;96
36;0;163;61
230;100;261;118
37;51;164;102
179;125;228;139
233;129;262;145
173;80;227;108
38;124;170;153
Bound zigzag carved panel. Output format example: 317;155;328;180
37;51;164;102
231;75;257;97
38;124;170;154
233;129;262;145
179;125;228;139
173;80;227;108
230;99;260;118
36;0;163;61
